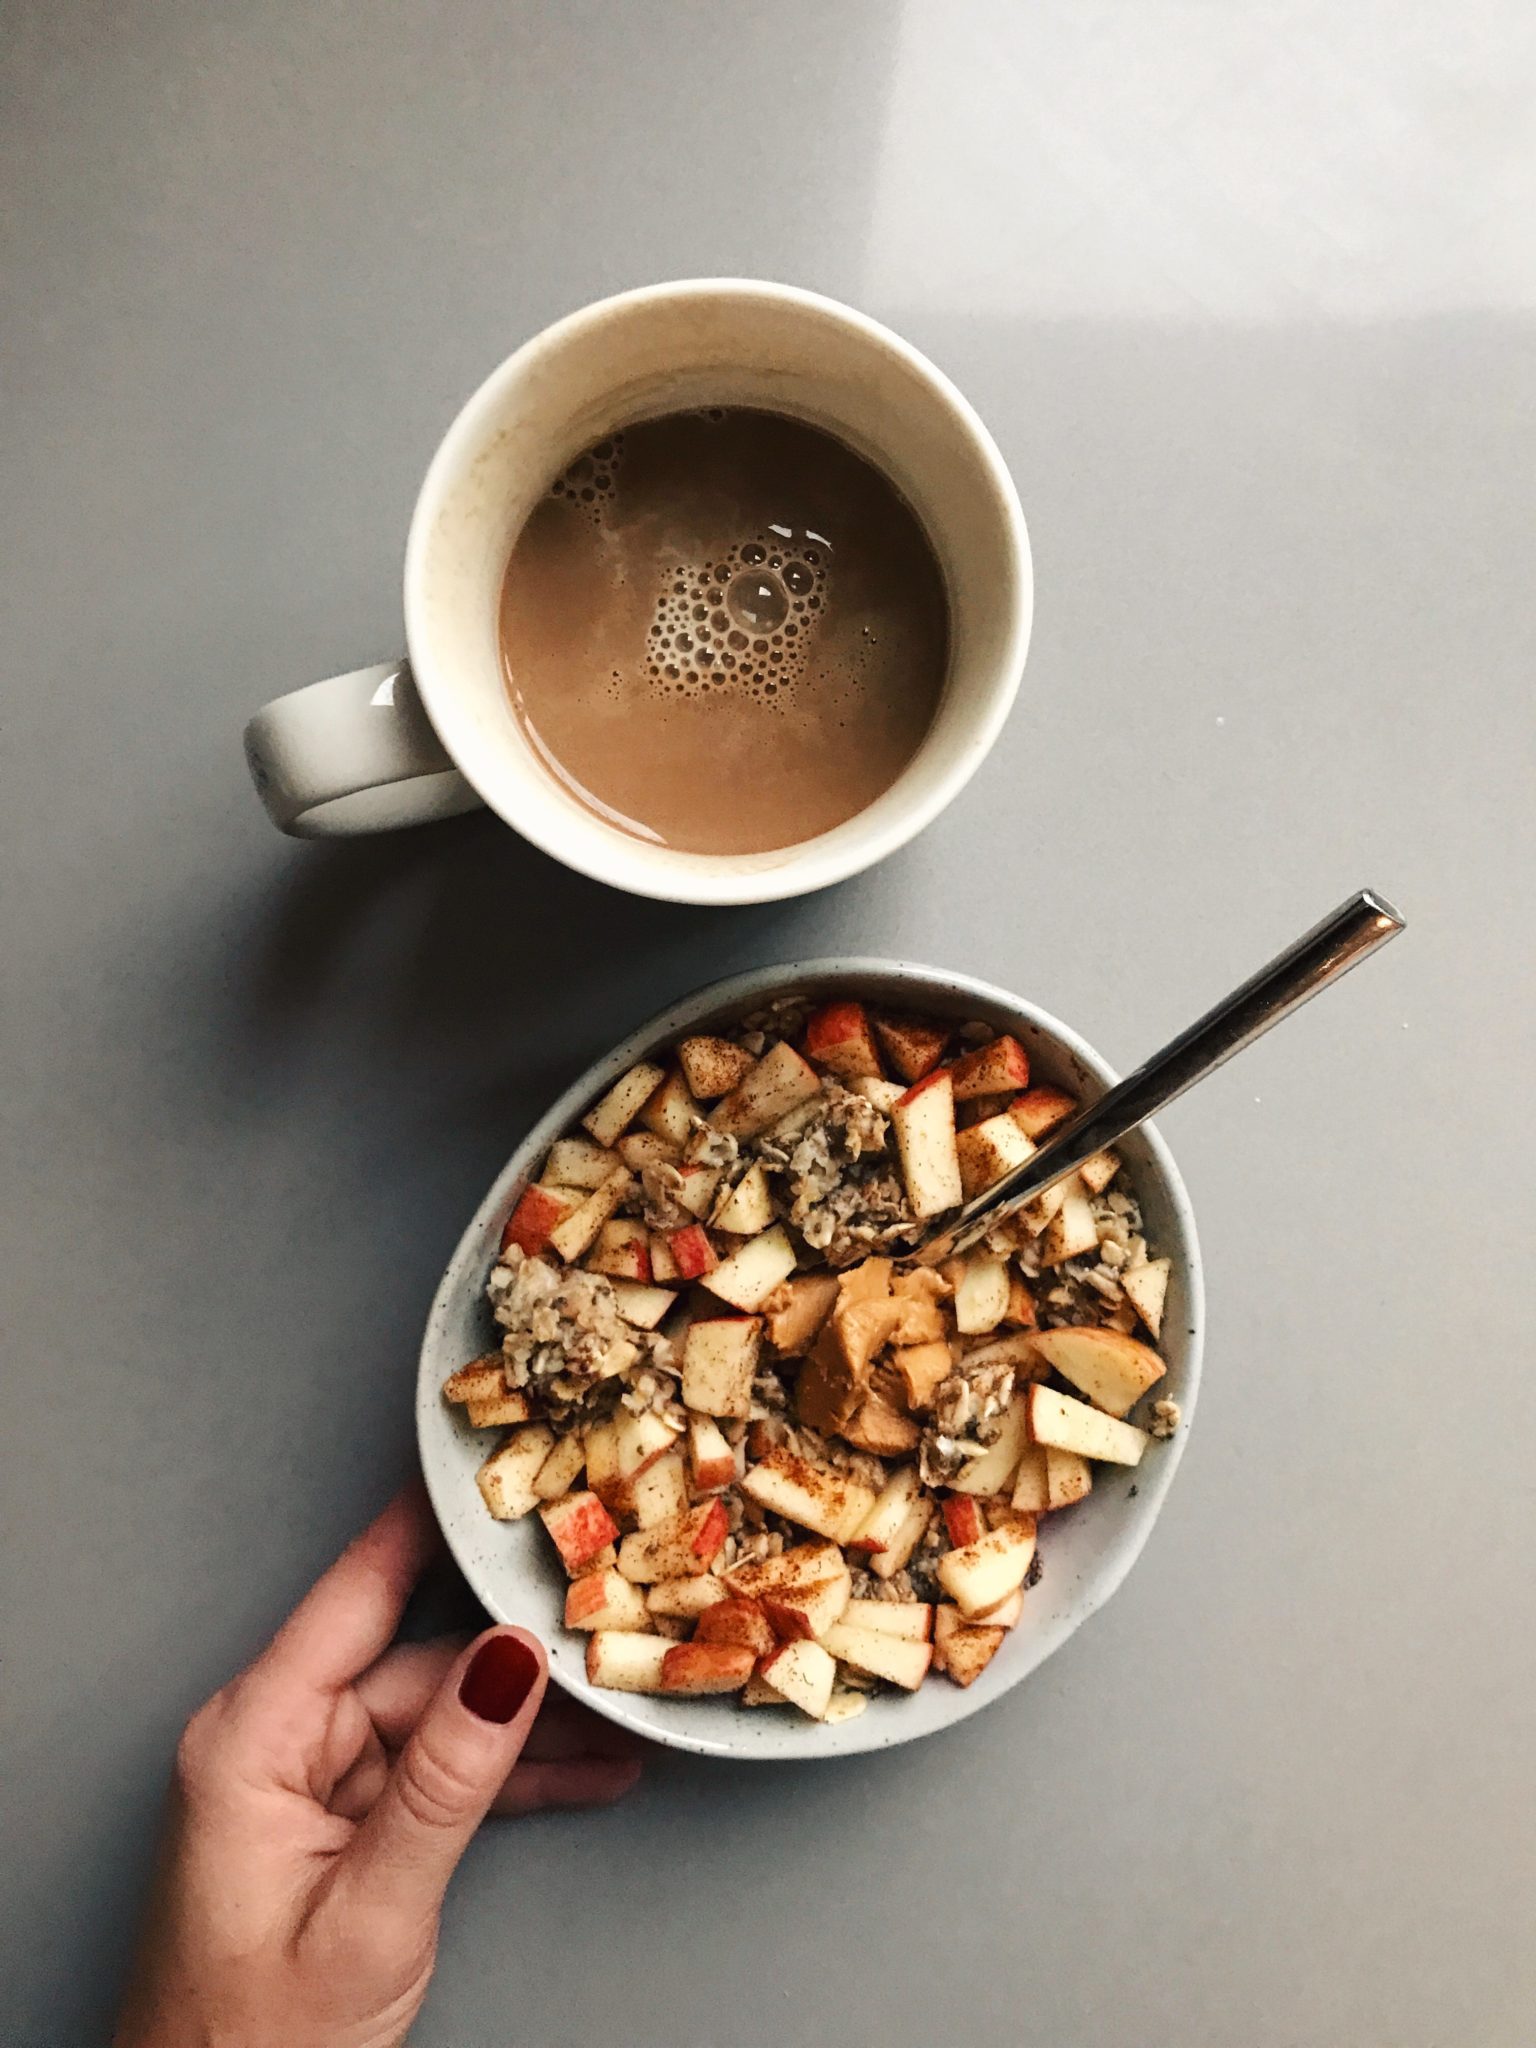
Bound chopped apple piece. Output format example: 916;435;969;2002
547;1167;635;1262
475;1426;556;1521
585;1631;674;1694
937;1515;1037;1619
1008;1445;1050;1514
681;1315;761;1418
539;1488;621;1574
586;1217;651;1282
761;1568;851;1643
949;1391;1030;1497
709;1040;822;1139
954;1254;1010;1335
891;1339;954;1411
957;1329;1048;1379
822;1621;933;1690
1078;1149;1121;1195
639;1066;699;1146
1026;1384;1149;1465
850;1074;904;1113
761;1272;840;1355
1008;1086;1078;1140
646;1574;729;1619
532;1429;586;1502
687;1414;737;1492
741;1447;878;1545
441;1356;510;1405
982;1587;1025;1629
955;1112;1036;1199
741;1671;789;1707
647;1231;680;1282
759;1638;838;1720
583;1419;622;1507
667;1223;717;1279
463;1385;533;1429
873;1014;948;1083
544;1135;619;1189
616;1497;728;1581
614;1408;683;1484
1045;1446;1094;1509
607;1279;677;1330
677;1034;756;1099
660;1642;755;1694
942;1494;988;1548
500;1183;578;1257
761;1095;824;1147
724;1538;845;1600
581;1061;666;1149
842;1599;933;1641
868;1496;933;1580
617;1129;680;1172
1042;1177;1099;1266
626;1448;689;1528
671;1162;723;1219
891;1068;963;1217
848;1465;923;1555
702;1224;798;1312
1121;1256;1171;1339
1004;1271;1037;1328
710;1161;774;1235
950;1033;1030;1101
564;1567;651;1633
932;1606;1006;1686
1029;1325;1165;1417
1018;1178;1069;1234
694;1596;777;1659
803;999;884;1080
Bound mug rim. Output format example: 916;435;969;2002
402;279;1032;905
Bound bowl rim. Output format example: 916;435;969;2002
417;958;1205;1760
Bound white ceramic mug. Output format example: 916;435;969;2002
244;280;1032;905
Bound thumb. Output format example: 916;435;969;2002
339;1627;547;1926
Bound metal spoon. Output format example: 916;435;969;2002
912;888;1406;1265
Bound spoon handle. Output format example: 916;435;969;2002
914;888;1406;1264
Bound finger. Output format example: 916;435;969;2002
329;1726;392;1823
336;1628;546;1927
489;1754;643;1818
357;1639;643;1764
354;1638;464;1745
261;1482;440;1696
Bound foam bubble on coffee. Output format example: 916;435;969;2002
641;535;829;709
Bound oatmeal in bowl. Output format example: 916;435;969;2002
417;962;1203;1759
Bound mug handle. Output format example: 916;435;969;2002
242;660;485;837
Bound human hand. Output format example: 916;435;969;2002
114;1483;642;2048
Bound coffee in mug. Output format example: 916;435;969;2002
498;409;949;854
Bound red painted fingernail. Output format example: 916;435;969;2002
460;1634;541;1724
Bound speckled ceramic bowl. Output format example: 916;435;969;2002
416;961;1204;1759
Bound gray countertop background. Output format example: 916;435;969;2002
4;5;1534;2044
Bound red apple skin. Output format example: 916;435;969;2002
542;1492;620;1575
690;1496;730;1562
803;1000;884;1080
668;1224;717;1279
893;1067;951;1109
658;1642;755;1693
501;1184;572;1256
695;1597;776;1658
950;1035;1030;1100
874;1016;948;1084
942;1495;988;1548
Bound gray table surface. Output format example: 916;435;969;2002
4;5;1534;2044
